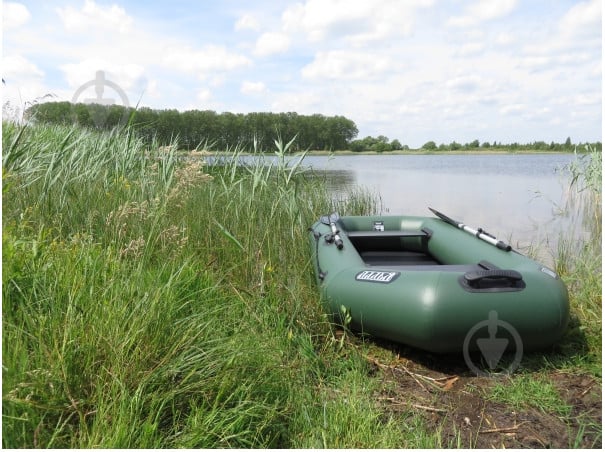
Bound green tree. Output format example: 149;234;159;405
449;141;461;151
390;139;402;150
24;102;360;152
422;140;437;150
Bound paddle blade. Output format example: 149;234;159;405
428;207;458;227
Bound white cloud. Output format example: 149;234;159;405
1;0;600;146
59;59;146;97
162;45;251;77
241;81;266;95
499;103;526;115
514;1;600;79
282;0;369;42
448;0;518;27
2;55;48;119
2;54;44;79
234;13;260;31
559;0;601;32
253;32;291;56
446;74;482;92
495;32;515;46
302;50;394;80
54;1;252;83
455;42;485;56
270;90;322;114
572;93;601;106
56;0;132;33
397;103;422;115
197;88;212;102
3;2;31;29
282;0;434;45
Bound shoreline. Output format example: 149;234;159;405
206;149;578;157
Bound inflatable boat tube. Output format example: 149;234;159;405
308;212;569;353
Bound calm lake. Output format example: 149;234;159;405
299;153;581;260
210;152;585;262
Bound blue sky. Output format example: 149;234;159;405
2;0;602;147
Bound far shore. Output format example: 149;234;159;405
203;148;579;157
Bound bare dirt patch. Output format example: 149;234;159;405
362;339;602;448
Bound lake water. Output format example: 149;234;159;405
300;153;581;259
209;152;585;262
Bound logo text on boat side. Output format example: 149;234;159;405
373;221;385;232
355;270;400;283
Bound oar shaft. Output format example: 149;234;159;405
429;207;512;252
460;224;509;249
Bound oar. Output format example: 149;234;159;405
429;207;512;252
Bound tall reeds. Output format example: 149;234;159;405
3;121;412;448
554;146;602;370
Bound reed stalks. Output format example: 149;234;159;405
552;146;602;369
2;121;416;448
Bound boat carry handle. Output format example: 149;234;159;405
459;269;525;292
465;269;522;283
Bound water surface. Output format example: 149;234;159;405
302;153;579;257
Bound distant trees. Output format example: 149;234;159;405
22;102;601;153
25;102;359;152
417;138;601;152
421;141;437;150
349;135;406;152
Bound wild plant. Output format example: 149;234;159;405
4;121;404;448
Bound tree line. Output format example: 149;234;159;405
418;138;601;153
25;102;358;152
24;101;600;153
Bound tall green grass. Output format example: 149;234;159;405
552;146;602;372
2;121;434;448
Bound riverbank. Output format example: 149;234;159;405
2;122;601;448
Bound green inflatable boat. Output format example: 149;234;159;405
308;209;569;353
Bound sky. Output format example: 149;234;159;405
2;0;602;147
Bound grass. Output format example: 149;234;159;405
1;121;437;447
487;374;572;417
553;146;602;374
2;121;601;448
479;147;602;446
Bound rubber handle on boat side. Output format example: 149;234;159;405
464;269;522;285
